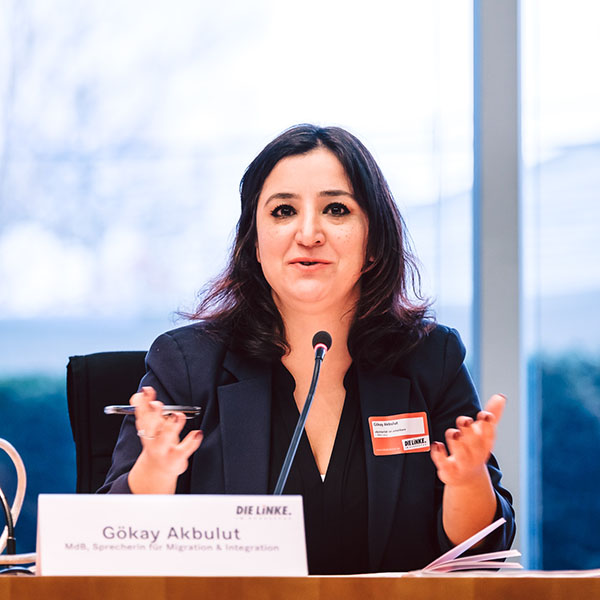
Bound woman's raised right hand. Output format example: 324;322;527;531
127;386;203;494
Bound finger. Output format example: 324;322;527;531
135;391;165;438
456;415;475;437
482;394;506;423
429;441;448;469
444;428;465;457
131;389;160;425
475;402;501;445
475;412;497;445
456;417;483;457
161;411;187;435
130;386;155;407
176;430;203;458
457;424;488;462
460;408;498;463
147;412;185;447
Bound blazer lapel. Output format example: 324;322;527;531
357;369;411;572
217;351;272;494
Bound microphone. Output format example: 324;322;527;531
273;331;332;495
312;330;332;361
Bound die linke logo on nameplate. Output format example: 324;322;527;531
37;494;308;576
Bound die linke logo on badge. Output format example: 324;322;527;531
368;412;430;456
402;436;429;450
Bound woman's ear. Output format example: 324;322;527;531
255;244;261;263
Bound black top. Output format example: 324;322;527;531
268;362;369;575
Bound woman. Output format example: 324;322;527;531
101;124;515;574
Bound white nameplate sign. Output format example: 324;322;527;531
37;494;307;576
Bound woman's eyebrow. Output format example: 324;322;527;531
319;189;354;199
264;189;354;205
264;192;298;205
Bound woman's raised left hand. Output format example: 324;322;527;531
430;394;506;487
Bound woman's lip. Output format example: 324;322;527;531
288;260;332;270
289;259;331;266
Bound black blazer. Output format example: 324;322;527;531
101;323;515;572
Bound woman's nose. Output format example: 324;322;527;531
294;212;324;246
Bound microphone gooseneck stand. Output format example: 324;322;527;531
0;438;36;575
0;487;16;555
273;331;332;495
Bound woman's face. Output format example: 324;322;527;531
255;147;369;315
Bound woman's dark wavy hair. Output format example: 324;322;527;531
188;124;434;370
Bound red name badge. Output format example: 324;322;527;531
368;412;430;456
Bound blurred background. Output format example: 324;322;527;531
0;0;598;569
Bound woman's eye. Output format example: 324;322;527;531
324;202;350;216
271;204;296;218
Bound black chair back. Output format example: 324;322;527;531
66;351;146;493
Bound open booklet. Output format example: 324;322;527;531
420;517;522;573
